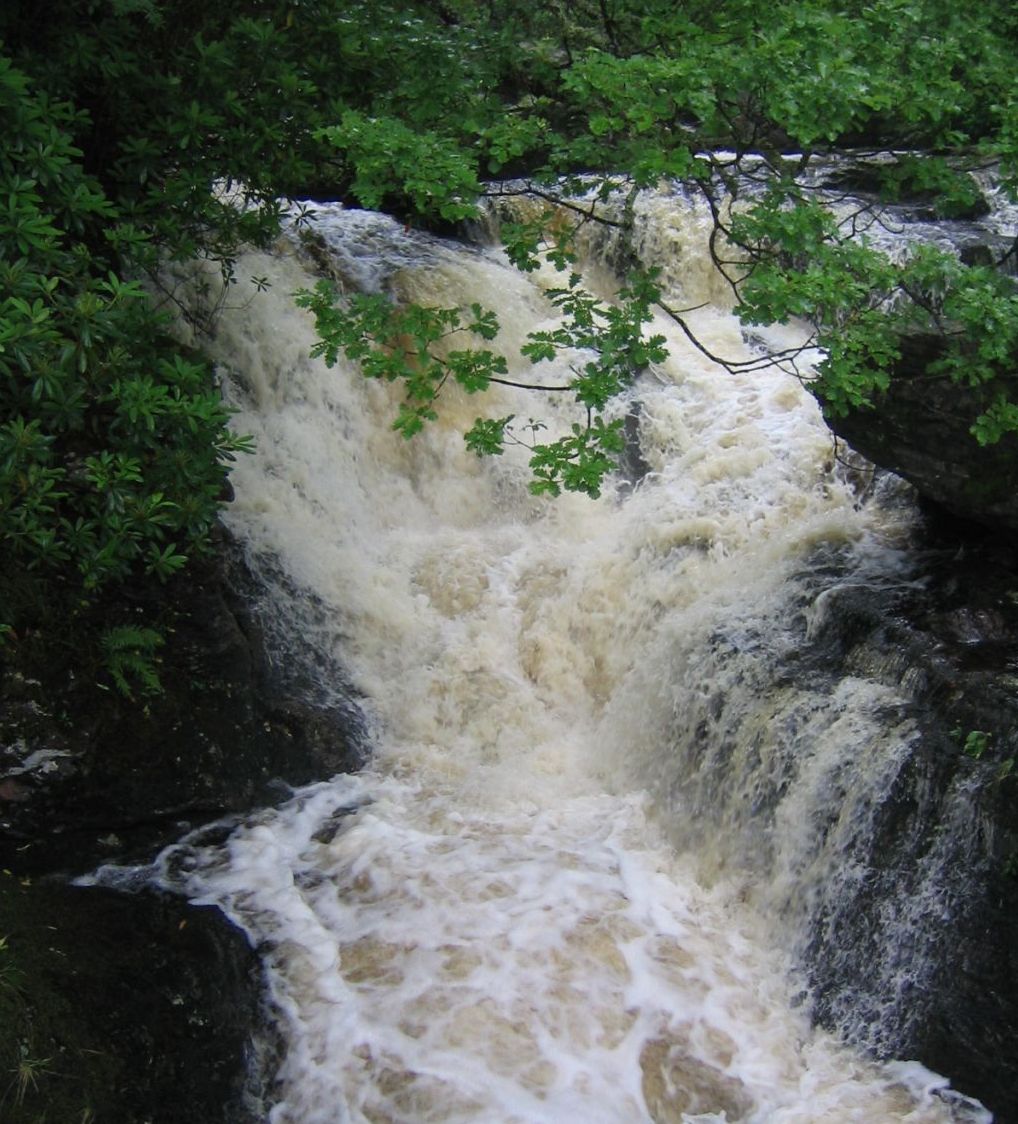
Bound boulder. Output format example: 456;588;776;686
817;158;991;221
823;332;1018;535
0;527;366;876
0;878;276;1124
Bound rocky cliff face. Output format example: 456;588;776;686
796;191;1018;1115
797;510;1018;1123
824;333;1018;535
0;529;365;875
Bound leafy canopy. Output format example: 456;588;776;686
2;0;1017;686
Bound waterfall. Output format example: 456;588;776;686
142;192;993;1123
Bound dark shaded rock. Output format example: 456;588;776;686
0;877;275;1124
0;527;366;877
0;524;365;1123
824;332;1018;535
617;401;653;491
960;244;997;269
818;161;991;221
796;521;1018;1123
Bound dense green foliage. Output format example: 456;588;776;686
2;0;1017;686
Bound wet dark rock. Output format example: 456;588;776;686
0;528;366;876
823;332;1018;535
0;878;277;1124
817;161;991;221
0;525;367;1123
960;244;998;269
796;520;1018;1123
617;401;654;490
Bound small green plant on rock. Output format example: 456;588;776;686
99;626;165;699
951;727;1016;780
962;729;993;760
6;1044;53;1109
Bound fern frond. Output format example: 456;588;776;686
100;626;165;697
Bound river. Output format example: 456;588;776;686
144;187;993;1123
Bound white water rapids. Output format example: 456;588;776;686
145;192;991;1122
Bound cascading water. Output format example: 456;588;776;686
130;189;996;1122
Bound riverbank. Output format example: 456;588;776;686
0;529;365;1122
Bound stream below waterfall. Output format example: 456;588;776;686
102;187;1001;1123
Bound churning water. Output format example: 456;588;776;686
146;191;992;1122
